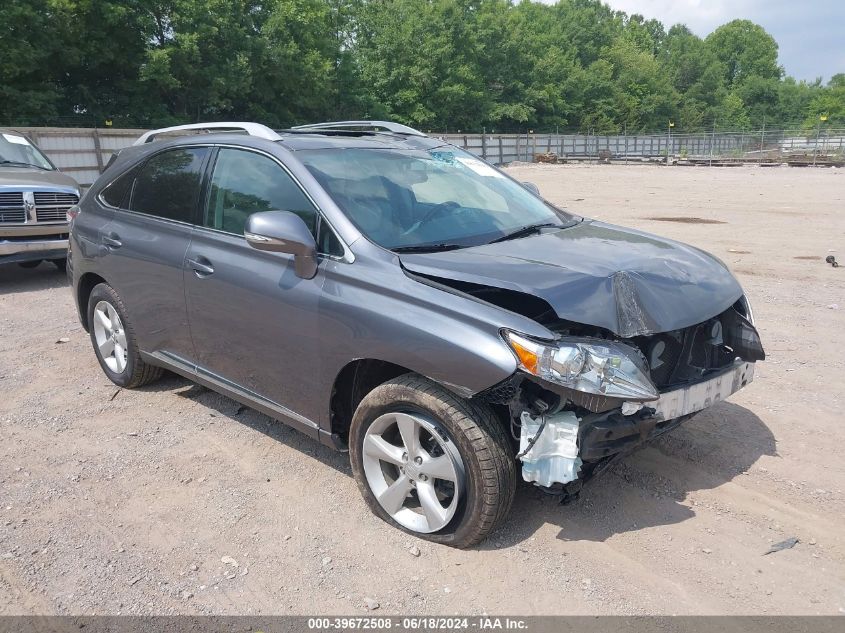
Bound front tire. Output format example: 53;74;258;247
349;374;516;548
87;283;163;388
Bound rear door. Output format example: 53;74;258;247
184;146;337;419
98;146;210;361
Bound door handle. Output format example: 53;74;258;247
102;233;122;249
187;257;214;277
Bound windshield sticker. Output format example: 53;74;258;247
429;151;456;165
2;133;31;146
455;156;504;178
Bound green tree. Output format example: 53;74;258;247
706;20;781;87
658;25;726;129
714;92;751;130
803;74;845;128
0;0;63;124
0;0;836;134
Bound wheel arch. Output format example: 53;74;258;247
77;272;108;331
328;358;513;449
330;359;412;446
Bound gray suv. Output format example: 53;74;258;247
69;121;764;547
1;130;80;270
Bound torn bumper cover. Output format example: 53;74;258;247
517;360;755;489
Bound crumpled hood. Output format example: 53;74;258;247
400;220;744;338
0;167;79;191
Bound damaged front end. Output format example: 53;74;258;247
477;298;764;501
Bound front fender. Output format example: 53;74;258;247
311;254;553;425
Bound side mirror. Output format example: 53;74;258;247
522;181;540;196
245;211;318;279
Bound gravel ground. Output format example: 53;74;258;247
1;164;843;615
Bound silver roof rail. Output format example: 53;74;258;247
133;122;282;145
289;120;426;137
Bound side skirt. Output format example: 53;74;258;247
141;351;343;450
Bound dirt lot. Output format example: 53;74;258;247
1;164;844;616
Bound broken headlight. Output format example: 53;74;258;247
504;331;659;401
736;295;756;325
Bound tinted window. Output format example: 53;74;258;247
205;148;317;235
130;148;208;222
316;217;344;257
100;167;137;208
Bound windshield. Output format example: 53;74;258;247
0;133;54;170
297;147;572;250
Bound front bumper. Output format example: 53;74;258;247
517;360;756;492
579;360;754;461
0;237;68;264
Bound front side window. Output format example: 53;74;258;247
298;147;574;250
130;148;209;223
0;133;53;170
205;148;317;235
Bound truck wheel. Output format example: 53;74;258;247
349;374;516;548
87;283;163;388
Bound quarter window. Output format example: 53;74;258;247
100;166;137;209
205;148;317;236
130;148;209;222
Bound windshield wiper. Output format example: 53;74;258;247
0;160;49;170
489;222;561;244
392;243;464;254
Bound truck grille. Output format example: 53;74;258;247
35;191;79;223
0;209;26;223
0;192;26;223
36;207;71;222
0;191;79;223
34;192;79;206
0;192;24;206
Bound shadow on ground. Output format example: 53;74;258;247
0;261;67;295
135;372;775;547
136;373;350;476
489;401;776;546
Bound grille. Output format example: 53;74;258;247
0;208;26;223
0;192;24;207
36;207;69;222
34;191;78;223
34;192;78;206
0;191;25;223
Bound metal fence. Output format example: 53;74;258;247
10;126;845;188
439;129;845;166
12;127;145;188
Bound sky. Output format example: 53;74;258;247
583;1;844;83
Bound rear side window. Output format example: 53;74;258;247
205;148;317;235
130;148;209;222
100;166;137;209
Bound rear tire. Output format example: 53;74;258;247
349;374;516;548
87;283;163;388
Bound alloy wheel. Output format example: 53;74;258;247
92;300;128;373
362;412;464;533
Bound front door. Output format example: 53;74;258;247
184;147;326;420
